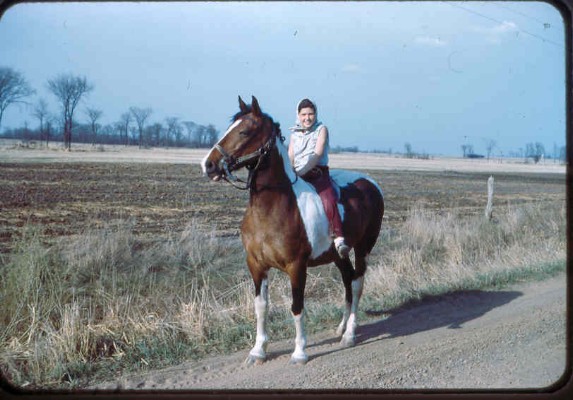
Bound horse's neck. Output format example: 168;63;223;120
249;141;296;196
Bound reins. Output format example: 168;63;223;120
214;141;269;190
213;123;298;191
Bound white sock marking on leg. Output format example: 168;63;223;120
343;276;364;342
337;302;351;336
292;311;308;362
250;278;268;359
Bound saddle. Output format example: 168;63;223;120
300;166;325;181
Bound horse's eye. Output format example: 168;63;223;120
239;130;250;136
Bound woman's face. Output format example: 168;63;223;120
298;107;316;130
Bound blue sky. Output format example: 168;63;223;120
0;1;566;156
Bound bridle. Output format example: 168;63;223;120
212;122;295;191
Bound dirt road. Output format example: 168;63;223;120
92;274;568;392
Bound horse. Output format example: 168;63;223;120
201;96;384;365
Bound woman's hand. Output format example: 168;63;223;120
296;126;328;176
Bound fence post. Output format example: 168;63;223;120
485;175;494;220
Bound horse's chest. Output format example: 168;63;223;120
241;201;308;265
241;190;331;261
241;199;298;239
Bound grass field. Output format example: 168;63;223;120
0;144;567;389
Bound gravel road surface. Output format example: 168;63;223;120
92;274;567;392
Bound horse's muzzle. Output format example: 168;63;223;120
203;159;216;175
202;159;223;181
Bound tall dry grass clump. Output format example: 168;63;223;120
0;221;252;388
364;200;566;308
0;200;566;389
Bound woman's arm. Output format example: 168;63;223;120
288;138;295;166
296;126;328;176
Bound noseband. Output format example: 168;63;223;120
213;123;285;190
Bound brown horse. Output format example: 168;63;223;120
202;96;384;365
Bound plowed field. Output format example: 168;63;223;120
0;160;565;254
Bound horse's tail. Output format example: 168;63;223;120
355;178;384;259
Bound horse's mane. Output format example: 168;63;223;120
231;106;253;123
231;107;284;143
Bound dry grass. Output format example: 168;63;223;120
364;200;566;308
0;197;566;389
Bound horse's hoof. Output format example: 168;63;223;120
340;335;356;348
245;354;266;365
288;356;308;366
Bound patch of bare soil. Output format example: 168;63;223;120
0;163;565;254
91;274;567;391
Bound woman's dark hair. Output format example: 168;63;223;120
297;98;316;113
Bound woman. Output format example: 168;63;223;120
288;98;350;258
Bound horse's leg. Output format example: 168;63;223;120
334;257;354;337
340;254;367;347
245;271;269;365
289;266;308;365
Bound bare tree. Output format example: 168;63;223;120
535;142;545;162
118;112;131;146
129;106;152;148
404;142;413;158
173;122;184;146
559;145;566;164
165;117;182;146
129;126;138;144
47;74;93;150
525;142;545;163
205;124;218;147
485;139;497;161
86;107;103;146
466;144;474;156
148;122;163;146
182;121;198;146
32;98;49;146
44;115;55;148
0;67;35;131
195;125;207;147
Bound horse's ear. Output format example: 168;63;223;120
251;96;261;116
238;96;248;113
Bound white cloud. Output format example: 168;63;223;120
492;21;518;34
414;36;447;47
341;64;362;73
471;20;519;43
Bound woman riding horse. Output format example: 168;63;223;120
202;96;383;365
288;98;350;258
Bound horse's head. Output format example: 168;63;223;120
202;96;279;183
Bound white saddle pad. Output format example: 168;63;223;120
292;169;381;259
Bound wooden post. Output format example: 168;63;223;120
485;175;494;220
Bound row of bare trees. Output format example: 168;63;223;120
0;66;219;150
462;140;565;163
